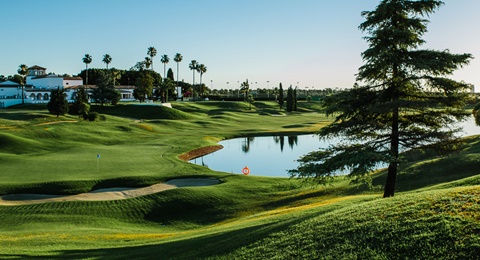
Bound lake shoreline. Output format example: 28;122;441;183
178;145;224;161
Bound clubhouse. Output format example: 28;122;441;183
0;66;135;108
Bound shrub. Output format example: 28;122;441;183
473;103;480;126
87;112;99;121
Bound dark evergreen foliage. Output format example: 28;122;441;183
286;85;294;112
472;103;480;126
70;87;90;117
293;87;298;111
278;83;284;110
78;68;161;87
47;87;69;117
167;68;174;81
290;0;473;197
91;72;118;106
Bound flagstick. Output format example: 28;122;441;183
96;154;100;172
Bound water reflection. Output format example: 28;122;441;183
288;136;298;150
191;134;328;177
242;137;255;153
239;135;300;154
191;118;480;177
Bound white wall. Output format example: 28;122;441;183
0;87;21;98
0;99;26;108
27;76;63;89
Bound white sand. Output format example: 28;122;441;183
0;178;220;206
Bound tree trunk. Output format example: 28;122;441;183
384;89;399;198
384;161;397;197
200;74;203;98
384;113;399;197
192;71;195;101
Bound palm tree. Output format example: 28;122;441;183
189;60;198;100
147;47;157;70
197;64;207;97
82;54;92;87
173;53;183;85
102;54;112;69
111;68;120;86
240;79;250;101
17;64;29;104
160;54;169;79
144;57;152;70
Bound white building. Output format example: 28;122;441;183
25;66;83;103
1;65;138;108
0;80;22;98
0;80;24;108
27;74;83;89
64;85;136;102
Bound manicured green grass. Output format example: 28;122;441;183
0;101;479;259
214;186;480;259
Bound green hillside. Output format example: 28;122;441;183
0;101;478;259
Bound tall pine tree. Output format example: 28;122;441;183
167;68;175;81
286;85;294;112
290;0;472;197
293;87;297;111
278;83;284;110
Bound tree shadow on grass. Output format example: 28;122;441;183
0;111;50;121
372;154;480;192
21;212;320;259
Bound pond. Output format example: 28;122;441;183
191;119;480;177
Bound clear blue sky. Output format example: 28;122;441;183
1;0;479;90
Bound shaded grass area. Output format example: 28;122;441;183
0;132;45;154
372;135;480;192
213;186;480;259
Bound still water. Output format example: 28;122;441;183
191;119;480;177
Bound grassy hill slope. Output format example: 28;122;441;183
0;101;479;259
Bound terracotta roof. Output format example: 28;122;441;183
63;76;83;80
28;65;47;70
30;75;83;81
64;85;96;90
33;74;65;79
65;85;136;90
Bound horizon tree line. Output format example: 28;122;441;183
79;48;209;102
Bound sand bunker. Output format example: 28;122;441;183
0;178;220;206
